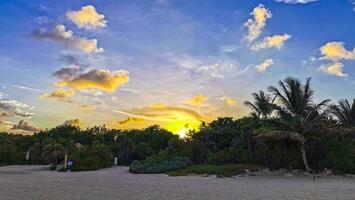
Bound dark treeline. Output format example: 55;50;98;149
0;77;354;174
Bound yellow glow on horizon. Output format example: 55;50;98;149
163;113;201;138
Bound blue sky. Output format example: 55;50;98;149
0;0;354;135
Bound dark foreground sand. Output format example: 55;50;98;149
0;165;354;200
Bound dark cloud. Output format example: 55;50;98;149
59;54;89;68
32;25;104;53
118;117;144;125
53;66;80;79
62;119;82;127
57;69;130;92
12;120;39;132
40;88;74;103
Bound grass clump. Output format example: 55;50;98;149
167;163;260;177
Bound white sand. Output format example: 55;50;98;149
0;165;354;200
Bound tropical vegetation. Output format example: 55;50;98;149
0;76;354;175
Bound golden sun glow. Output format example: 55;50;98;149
164;116;201;138
114;105;205;137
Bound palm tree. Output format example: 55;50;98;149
330;99;355;126
244;90;274;119
265;77;330;172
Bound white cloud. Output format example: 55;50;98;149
244;5;291;51
320;62;347;77
319;42;354;77
0;95;34;118
196;62;235;78
320;42;355;61
256;58;274;72
244;4;272;42
251;34;291;51
273;0;318;3
66;5;107;30
167;54;237;78
33;25;104;53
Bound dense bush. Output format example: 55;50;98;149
116;125;179;165
70;144;113;171
320;138;355;174
129;150;192;174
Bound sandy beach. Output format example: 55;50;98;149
0;165;354;200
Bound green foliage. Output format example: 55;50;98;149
70;143;113;171
321;138;355;174
1;85;355;175
129;150;192;174
117;125;178;165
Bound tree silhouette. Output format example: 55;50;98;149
330;99;355;126
244;90;274;119
264;77;330;172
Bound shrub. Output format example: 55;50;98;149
70;143;113;171
129;151;192;174
321;138;355;174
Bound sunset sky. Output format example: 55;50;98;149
0;0;354;136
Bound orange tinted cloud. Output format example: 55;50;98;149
40;88;75;102
57;69;130;92
186;94;208;106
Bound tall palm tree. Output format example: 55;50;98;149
244;90;274;119
265;77;330;172
330;99;355;126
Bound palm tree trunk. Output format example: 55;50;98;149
300;143;311;172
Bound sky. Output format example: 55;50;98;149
0;0;354;136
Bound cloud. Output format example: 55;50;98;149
273;0;318;4
118;117;145;125
33;25;104;53
319;42;354;77
256;58;274;72
244;4;272;42
251;34;291;51
0;121;13;126
320;62;347;77
53;66;80;80
59;54;89;68
66;5;107;30
185;95;208;106
114;106;204;122
40;88;75;102
320;42;355;61
220;96;237;106
81;104;96;110
196;62;236;78
0;82;43;93
56;69;130;93
12;120;39;132
114;105;207;135
62;119;82;127
0;95;34;118
150;103;167;109
244;5;291;51
167;54;239;78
